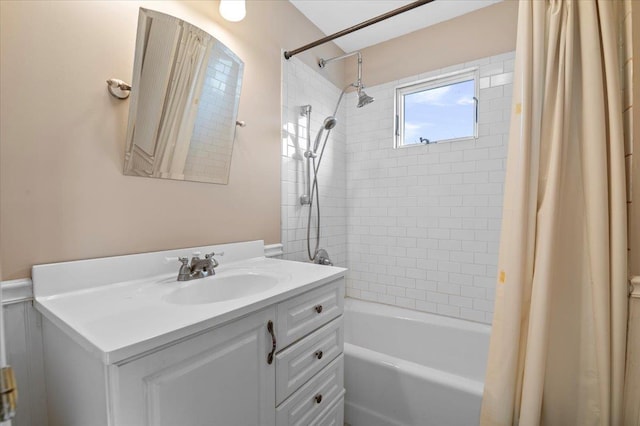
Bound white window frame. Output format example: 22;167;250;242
394;67;479;149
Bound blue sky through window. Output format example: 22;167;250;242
403;79;475;145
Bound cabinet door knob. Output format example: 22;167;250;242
315;350;323;360
314;305;323;314
314;394;323;404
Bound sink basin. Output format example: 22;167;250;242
163;271;280;305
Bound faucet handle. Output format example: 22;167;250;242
163;256;190;265
205;252;222;268
176;256;191;281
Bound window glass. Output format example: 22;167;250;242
396;70;477;147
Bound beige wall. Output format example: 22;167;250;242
0;0;344;280
344;1;518;87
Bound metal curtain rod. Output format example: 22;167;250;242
283;0;435;60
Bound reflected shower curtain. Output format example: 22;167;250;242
480;1;628;425
155;29;209;178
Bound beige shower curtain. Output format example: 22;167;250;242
155;28;210;178
480;1;628;425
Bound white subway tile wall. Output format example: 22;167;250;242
281;57;348;266
281;51;514;324
344;52;514;324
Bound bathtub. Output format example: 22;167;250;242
343;298;491;426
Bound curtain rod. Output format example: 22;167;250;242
284;0;436;60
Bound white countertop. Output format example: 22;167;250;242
33;242;345;365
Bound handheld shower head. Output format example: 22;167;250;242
323;116;337;130
312;116;338;153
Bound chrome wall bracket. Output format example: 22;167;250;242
300;195;311;205
106;78;131;99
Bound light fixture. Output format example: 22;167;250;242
219;0;246;22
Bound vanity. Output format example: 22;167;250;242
33;241;346;426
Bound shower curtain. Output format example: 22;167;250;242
480;1;628;425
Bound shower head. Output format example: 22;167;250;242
356;86;374;108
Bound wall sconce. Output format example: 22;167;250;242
219;0;246;22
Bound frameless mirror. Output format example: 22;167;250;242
124;8;244;184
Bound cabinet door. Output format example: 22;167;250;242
112;307;276;426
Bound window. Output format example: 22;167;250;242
394;69;478;147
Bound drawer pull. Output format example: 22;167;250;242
314;394;323;404
267;320;276;365
315;350;323;360
314;305;323;314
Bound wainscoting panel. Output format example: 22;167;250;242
3;279;49;426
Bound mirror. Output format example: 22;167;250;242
124;8;244;184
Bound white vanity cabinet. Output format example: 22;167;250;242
34;241;346;426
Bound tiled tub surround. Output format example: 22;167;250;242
281;51;514;324
281;57;348;267
344;52;514;324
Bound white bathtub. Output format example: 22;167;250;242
343;298;491;426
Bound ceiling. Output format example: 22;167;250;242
289;0;502;53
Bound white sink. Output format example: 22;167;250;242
163;271;280;305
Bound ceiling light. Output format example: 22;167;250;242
219;0;246;22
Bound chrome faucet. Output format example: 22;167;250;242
177;251;223;281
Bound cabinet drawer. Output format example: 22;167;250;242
276;355;344;426
275;316;343;404
311;392;345;426
276;278;344;349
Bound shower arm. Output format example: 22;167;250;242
319;51;364;91
318;51;359;68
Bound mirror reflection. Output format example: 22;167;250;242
124;8;244;184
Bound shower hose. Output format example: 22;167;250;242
306;123;331;262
